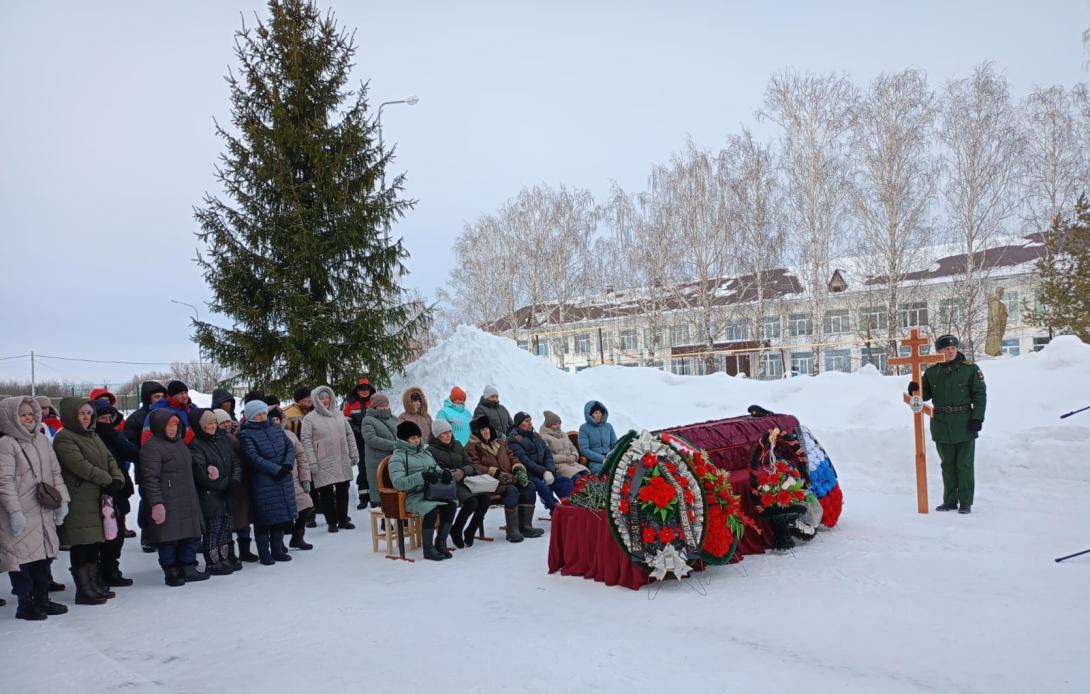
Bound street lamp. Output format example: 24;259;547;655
170;299;204;381
376;96;419;190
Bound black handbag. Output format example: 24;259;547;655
403;452;456;501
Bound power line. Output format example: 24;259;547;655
35;354;203;367
0;354;30;362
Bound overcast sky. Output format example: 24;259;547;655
2;0;1087;385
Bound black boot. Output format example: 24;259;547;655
936;503;957;512
271;530;292;562
34;587;68;616
465;501;489;547
958;505;972;515
204;550;233;576
88;563;115;599
289;528;313;550
48;581;65;592
451;505;472;549
327;522;339;533
518;505;544;538
100;562;134;587
181;562;210;582
71;567;106;604
337;519;356;530
504;508;524;543
15;596;47;621
238;539;260;563
226;543;243;571
436;522;454;559
422;526;445;561
255;530;274;566
163;566;185;587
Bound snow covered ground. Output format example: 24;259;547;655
3;328;1089;693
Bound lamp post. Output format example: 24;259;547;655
171;299;203;384
376;95;419;191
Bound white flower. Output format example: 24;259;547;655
782;479;795;491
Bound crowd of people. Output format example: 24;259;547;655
0;379;620;620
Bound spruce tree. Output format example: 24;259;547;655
1029;195;1090;341
193;0;426;394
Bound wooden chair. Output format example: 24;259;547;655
372;456;423;561
568;431;590;467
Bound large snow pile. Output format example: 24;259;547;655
4;327;1089;694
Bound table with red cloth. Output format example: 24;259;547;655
547;414;801;590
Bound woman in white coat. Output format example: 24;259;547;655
301;386;358;533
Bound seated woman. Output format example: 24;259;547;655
428;419;493;549
539;410;589;480
465;416;540;542
577;400;618;474
388;421;457;561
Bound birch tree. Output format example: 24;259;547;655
1021;84;1085;235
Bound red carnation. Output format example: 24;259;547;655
794;490;805;501
659;527;676;543
776;461;788;472
621;483;631;498
642;527;657;544
620;498;630;514
641;452;658;467
760;493;774;507
637;476;676;509
684;489;694;504
777;490;793;505
717;487;732;500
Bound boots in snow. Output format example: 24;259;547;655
518;505;544;538
936;503;958;512
255;531;274;566
48;581;65;592
71;567;106;605
422;526;445;561
181;563;210;582
204;549;234;576
237;539;260;563
464;500;490;547
289;528;313;550
34;589;68;616
16;596;47;621
87;563;115;599
101;562;133;587
504;508;524;543
226;543;243;571
162;566;185;587
270;529;292;561
450;505;472;549
436;521;454;559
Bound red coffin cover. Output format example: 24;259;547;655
659;413;800;472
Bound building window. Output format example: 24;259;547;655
938;298;965;325
761;316;782;340
899;302;928;328
824;310;851;335
574;333;591;354
788;313;812;337
535;341;549;357
860;306;887;332
825;349;852;373
1033;336;1050;352
670;324;691;347
760;352;784;378
724;319;749;341
791;352;813;376
643;328;664;350
1002;290;1020;324
861;346;888;373
619;329;638;351
516;340;529;351
1001;338;1020;356
899;344;930;357
670;358;693;376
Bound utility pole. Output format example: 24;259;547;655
30;351;36;396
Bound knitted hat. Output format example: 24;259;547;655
198;409;217;429
263;395;281;407
214;409;232;425
167;380;189;397
450;386;467;403
432;419;453;437
543;410;561;427
292;386;311;403
483;385;499;399
369;393;390;409
243;400;268;421
935;334;960;350
396;420;422;441
513;411;531;428
35;395;53;413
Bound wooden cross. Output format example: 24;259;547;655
888;328;945;514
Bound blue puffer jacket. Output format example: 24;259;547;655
505;426;554;479
435;398;472;445
240;419;297;527
577;401;618;473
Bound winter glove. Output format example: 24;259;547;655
302;481;312;493
543;471;555;485
54;502;68;526
497;471;514;485
968;419;983;433
907;381;919;395
275;466;291;480
439;469;453;484
104;480;125;496
452;469;465;482
514;467;529;488
422;469;440;484
151;503;167;525
207;466;220;481
8;511;26;536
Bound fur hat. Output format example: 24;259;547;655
35;395;53;413
263;395;281;407
292;386;311;403
242;390;266;404
167;380;189;397
483;385;499;399
243;399;268;421
369;393;390;409
470;415;492;437
450;386;467;403
396;420;422;441
432;419;453;437
543;410;561;427
935;334;960;350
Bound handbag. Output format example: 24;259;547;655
463;473;499;494
101;495;118;541
401;452;456;502
21;446;63;510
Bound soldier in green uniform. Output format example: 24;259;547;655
908;334;987;514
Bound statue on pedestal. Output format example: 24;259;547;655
984;287;1008;357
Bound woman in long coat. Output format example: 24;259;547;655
301;385;357;532
0;396;70;620
269;406;313;551
360;394;397;509
53;397;123;604
189;408;240;576
239;400;296;566
141;409;206;586
388;421;456;561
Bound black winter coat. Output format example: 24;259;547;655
506;427;555;479
240;420;297;527
189;430;240;517
139;409;204;545
428;434;478;504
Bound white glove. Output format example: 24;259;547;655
55;502;69;526
543;471;555;485
9;511;26;536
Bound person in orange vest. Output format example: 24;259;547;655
344;378;375;507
